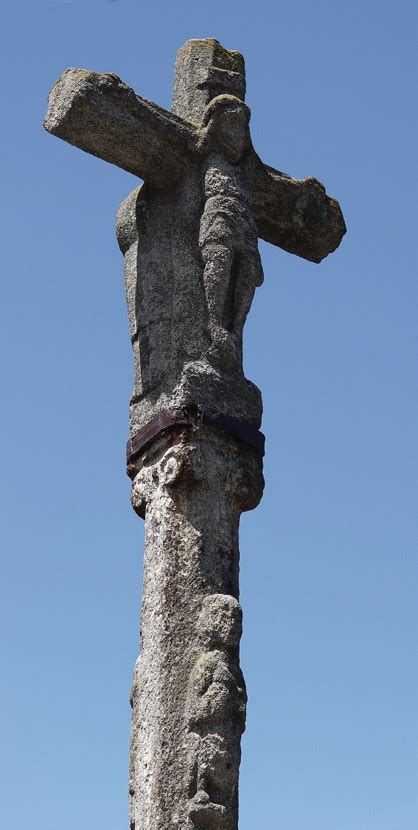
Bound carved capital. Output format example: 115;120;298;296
131;427;263;519
131;440;200;513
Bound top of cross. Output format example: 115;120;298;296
44;38;345;263
172;38;246;122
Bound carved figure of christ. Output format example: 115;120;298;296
44;38;345;830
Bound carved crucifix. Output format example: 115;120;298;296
44;38;345;830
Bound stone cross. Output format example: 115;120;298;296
44;38;345;830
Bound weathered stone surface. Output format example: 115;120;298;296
172;38;246;123
44;37;346;830
129;429;263;829
44;67;196;185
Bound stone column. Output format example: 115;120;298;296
128;427;263;829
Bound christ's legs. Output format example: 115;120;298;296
201;244;233;329
201;244;242;371
231;249;264;338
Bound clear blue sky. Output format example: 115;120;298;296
1;1;416;828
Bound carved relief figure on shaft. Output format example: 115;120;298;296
187;594;247;829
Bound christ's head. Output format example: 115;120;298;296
201;95;251;163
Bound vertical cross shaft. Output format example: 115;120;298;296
127;41;264;830
129;428;263;830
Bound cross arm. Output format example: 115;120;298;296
44;68;198;187
248;153;346;263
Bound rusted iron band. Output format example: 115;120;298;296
126;406;265;469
